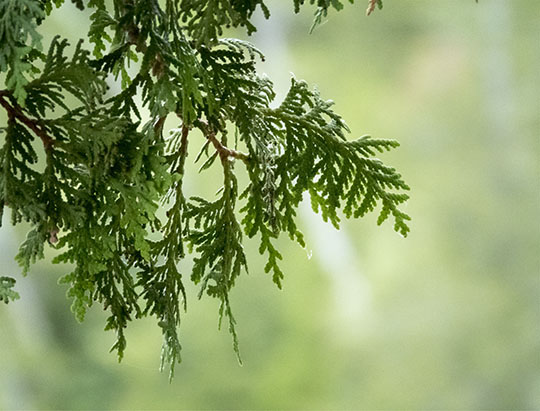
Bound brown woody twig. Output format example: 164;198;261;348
195;119;249;163
0;90;55;150
366;0;378;16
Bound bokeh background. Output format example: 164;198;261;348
1;0;539;409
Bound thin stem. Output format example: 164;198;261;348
194;119;249;164
0;90;55;150
366;0;379;16
178;123;189;173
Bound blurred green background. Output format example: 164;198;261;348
1;0;539;409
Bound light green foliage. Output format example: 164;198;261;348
0;276;19;303
0;0;408;378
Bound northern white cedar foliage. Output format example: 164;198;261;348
0;0;408;378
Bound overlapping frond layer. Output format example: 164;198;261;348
0;0;405;378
